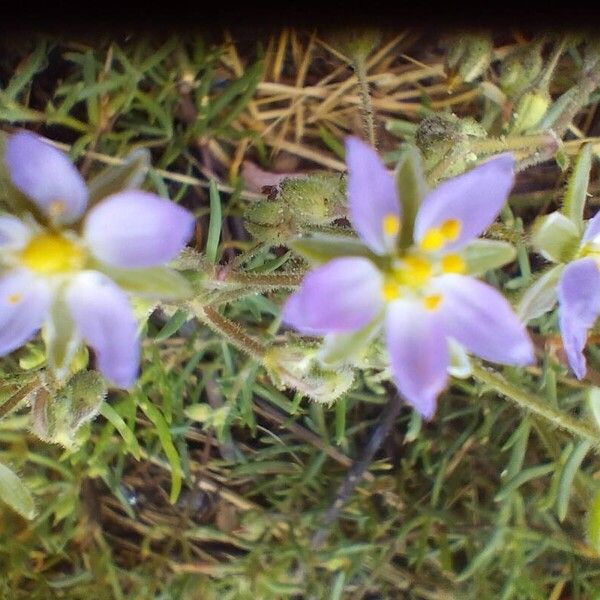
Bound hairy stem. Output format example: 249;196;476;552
193;304;266;361
0;378;39;420
471;363;600;447
353;55;377;147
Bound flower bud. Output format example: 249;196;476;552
499;43;543;97
509;90;551;134
265;342;353;404
445;33;493;90
30;370;106;447
244;173;346;245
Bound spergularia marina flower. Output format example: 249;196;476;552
283;137;534;418
0;131;195;387
557;212;600;379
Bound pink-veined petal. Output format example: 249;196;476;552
65;271;139;387
5;131;88;224
0;269;50;355
282;257;384;335
83;190;195;268
414;154;515;251
557;257;600;379
346;136;401;255
385;299;449;419
434;274;534;365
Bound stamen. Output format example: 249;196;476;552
382;213;400;237
400;255;432;287
441;254;466;274
423;294;442;311
419;228;445;252
440;218;461;241
381;280;400;301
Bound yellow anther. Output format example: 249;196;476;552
423;294;442;311
20;233;85;275
382;213;400;237
419;228;445;252
440;218;461;241
441;253;466;274
6;293;21;305
382;280;401;302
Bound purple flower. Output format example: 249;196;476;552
0;131;195;387
557;212;600;379
283;137;534;419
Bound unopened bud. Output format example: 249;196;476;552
265;343;353;404
445;33;493;90
509;90;551;134
499;42;543;97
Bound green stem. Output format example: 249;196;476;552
193;303;266;361
223;271;302;288
0;378;39;420
470;132;558;155
471;363;600;447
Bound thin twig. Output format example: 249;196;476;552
311;393;402;549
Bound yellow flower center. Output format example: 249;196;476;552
396;255;432;287
20;233;86;275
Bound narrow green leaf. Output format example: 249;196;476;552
290;234;377;266
4;41;48;101
87;148;150;207
457;527;505;581
517;264;563;323
463;239;516;276
557;439;592;522
319;315;383;368
494;463;555;502
588;487;600;552
0;462;35;519
206;179;222;263
98;402;141;460
138;396;182;503
563;143;593;231
155;309;190;342
590;387;600;431
95;263;192;300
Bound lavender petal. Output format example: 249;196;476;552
65;271;139;387
282;257;383;334
414;154;514;251
557;257;600;379
84;190;195;268
346;136;401;255
0;269;50;354
5;132;88;224
434;274;534;365
385;299;449;419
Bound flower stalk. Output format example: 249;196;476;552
471;363;600;448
